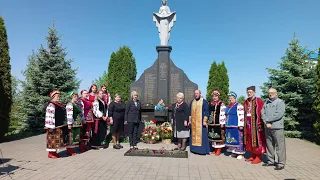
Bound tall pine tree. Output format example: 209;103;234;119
206;61;218;102
22;26;80;131
261;34;315;138
313;48;320;143
107;46;137;103
0;17;12;142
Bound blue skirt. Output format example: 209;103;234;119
225;127;245;154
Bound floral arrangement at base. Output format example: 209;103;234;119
144;120;156;128
140;126;160;144
160;122;173;140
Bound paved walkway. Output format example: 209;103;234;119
0;135;320;180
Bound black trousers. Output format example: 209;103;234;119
128;122;139;146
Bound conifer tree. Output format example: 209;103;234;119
22;26;80;131
206;61;218;102
206;61;229;103
0;17;12;141
237;95;246;105
94;71;108;88
313;48;320;143
217;61;229;103
261;34;315;138
107;46;137;103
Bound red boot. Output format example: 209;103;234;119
246;154;256;162
251;155;262;164
211;149;216;155
67;148;76;156
79;144;87;153
215;148;222;156
53;152;60;158
48;152;58;159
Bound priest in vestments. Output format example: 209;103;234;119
244;86;266;164
189;90;210;155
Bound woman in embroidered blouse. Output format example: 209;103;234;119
208;89;226;156
91;90;108;149
225;91;245;160
172;92;189;151
108;94;126;149
65;90;83;156
45;90;68;159
88;84;98;103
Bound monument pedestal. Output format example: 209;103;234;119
130;46;198;123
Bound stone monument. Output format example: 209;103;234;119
130;0;198;122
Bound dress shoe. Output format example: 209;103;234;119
113;144;120;149
274;165;284;170
262;162;274;167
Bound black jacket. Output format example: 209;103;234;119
125;99;141;123
172;102;189;131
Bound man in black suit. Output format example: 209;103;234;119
125;91;141;149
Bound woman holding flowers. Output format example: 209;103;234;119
171;92;190;151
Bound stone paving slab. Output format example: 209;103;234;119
0;134;320;180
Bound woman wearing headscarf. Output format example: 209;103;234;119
45;90;68;158
225;91;245;159
108;94;126;149
208;89;226;156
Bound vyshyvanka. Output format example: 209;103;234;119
225;102;245;155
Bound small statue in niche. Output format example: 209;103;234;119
155;99;166;111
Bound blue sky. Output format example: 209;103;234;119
1;0;320;98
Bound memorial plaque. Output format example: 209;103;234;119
170;72;182;104
184;86;195;105
159;63;168;80
145;72;157;104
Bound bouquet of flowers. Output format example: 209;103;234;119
140;126;161;144
144;120;156;128
159;122;173;139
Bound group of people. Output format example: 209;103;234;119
44;83;286;171
44;84;142;159
177;87;286;170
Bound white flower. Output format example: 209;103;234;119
152;136;155;140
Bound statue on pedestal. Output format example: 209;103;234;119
153;0;176;46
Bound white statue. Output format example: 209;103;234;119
153;0;176;46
